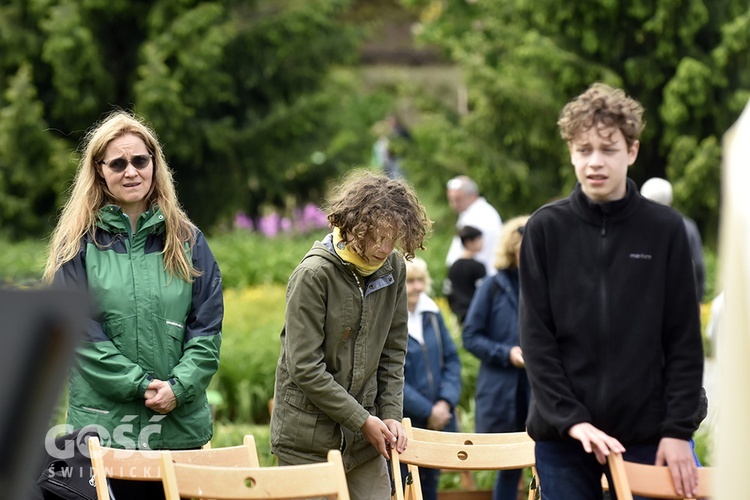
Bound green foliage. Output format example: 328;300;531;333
0;0;386;236
212;421;275;466
0;237;46;286
214;285;287;423
208;230;324;288
400;0;750;246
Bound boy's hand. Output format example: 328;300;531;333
361;416;406;459
568;422;625;464
655;437;698;498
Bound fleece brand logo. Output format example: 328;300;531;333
628;253;652;260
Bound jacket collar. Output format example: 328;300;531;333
311;233;395;279
97;205;165;235
569;178;642;225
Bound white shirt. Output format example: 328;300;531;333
445;196;502;276
407;292;441;345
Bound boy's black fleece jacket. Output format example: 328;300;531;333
519;179;704;445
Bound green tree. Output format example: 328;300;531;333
401;0;750;245
0;0;374;237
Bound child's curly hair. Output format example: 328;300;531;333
558;83;645;148
326;169;432;261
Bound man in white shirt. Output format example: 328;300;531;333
445;176;502;276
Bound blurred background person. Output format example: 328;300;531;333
402;256;462;500
43;110;223;499
444;225;486;325
371;114;411;180
641;177;706;302
445;175;502;276
462;215;530;500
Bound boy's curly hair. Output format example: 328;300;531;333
326;169;432;261
558;83;645;148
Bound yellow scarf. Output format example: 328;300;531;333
333;227;383;276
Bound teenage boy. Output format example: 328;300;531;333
519;83;704;499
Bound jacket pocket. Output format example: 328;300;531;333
158;314;186;366
102;316;136;357
275;385;339;455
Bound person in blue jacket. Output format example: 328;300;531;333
462;215;530;500
402;257;462;500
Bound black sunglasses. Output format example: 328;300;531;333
98;154;153;173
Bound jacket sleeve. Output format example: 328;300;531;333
519;216;592;436
660;219;704;440
462;278;514;367
436;313;462;408
375;256;409;422
283;264;372;432
169;231;223;407
53;243;151;402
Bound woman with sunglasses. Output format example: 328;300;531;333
43;110;223;499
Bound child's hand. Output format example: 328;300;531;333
361;416;398;459
384;418;407;453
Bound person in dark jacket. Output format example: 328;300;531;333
445;225;486;324
462;215;530;500
270;170;432;500
519;83;704;499
640;176;706;302
43;110;223;499
402;257;462;500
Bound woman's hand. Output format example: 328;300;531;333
509;346;525;368
144;379;177;414
427;400;452;430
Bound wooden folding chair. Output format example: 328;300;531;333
88;435;259;500
391;418;539;500
607;452;715;500
161;448;350;499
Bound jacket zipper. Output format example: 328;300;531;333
422;341;436;401
341;266;365;453
596;215;609;423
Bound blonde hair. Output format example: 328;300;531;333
44;110;198;283
405;256;433;291
494;215;530;270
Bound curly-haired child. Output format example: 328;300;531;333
270;169;432;499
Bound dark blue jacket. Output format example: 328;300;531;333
403;307;462;431
463;269;529;433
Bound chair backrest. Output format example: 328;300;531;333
607;452;715;500
391;418;536;500
88;435;259;500
161;448;350;499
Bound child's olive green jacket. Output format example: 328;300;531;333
270;235;408;471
